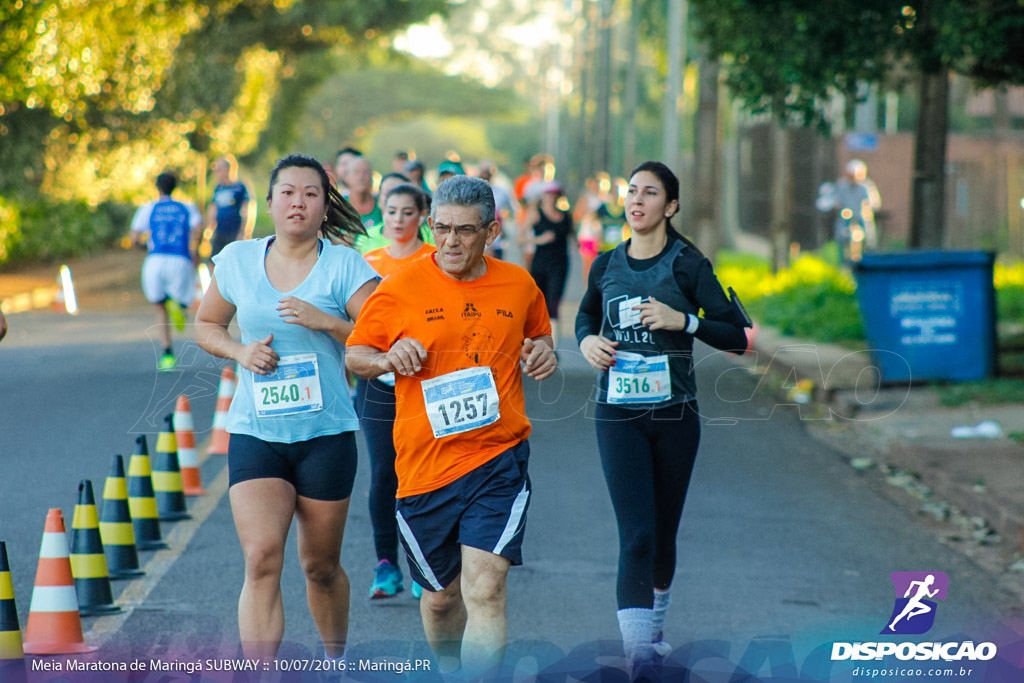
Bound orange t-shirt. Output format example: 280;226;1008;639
363;242;435;279
347;255;551;497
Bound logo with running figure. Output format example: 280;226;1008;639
881;571;948;635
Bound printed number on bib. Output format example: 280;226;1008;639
421;366;500;438
607;351;671;404
253;353;324;417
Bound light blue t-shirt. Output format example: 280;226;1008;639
213;237;378;443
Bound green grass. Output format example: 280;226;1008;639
936;379;1024;407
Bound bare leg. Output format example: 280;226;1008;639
420;574;466;674
229;479;297;661
295;495;351;658
459;546;511;679
155;301;171;350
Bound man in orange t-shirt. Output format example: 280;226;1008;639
347;175;556;678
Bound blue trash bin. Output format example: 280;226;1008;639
852;250;997;382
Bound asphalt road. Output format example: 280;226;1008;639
1;296;1021;681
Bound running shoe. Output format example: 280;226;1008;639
369;559;403;599
158;353;176;372
165;299;186;332
411;581;422;599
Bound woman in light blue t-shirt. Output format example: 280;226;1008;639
195;154;378;665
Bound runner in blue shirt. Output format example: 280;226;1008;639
130;172;203;371
206;155;251;258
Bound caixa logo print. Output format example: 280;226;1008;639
881;571;948;635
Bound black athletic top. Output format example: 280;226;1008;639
575;230;748;405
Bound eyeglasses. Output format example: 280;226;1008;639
431;223;487;237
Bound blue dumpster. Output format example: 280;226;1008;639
852;251;996;382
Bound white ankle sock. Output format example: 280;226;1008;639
652;588;671;640
617;608;655;660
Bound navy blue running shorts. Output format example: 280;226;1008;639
228;431;358;501
397;440;531;592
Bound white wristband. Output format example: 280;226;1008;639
685;313;700;334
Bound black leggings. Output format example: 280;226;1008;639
354;377;401;566
594;400;701;609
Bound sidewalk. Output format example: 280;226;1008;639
0;247;147;314
748;324;1024;562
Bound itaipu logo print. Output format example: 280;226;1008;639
880;571;949;635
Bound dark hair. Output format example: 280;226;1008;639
384;183;428;214
156;172;177;196
629;160;680;230
335;146;362;161
267;154;366;244
379;172;410;187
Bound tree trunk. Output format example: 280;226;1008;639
909;66;949;248
770;125;793;272
622;0;639;174
693;45;720;258
663;0;688;172
594;0;614;174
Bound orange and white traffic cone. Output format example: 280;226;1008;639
153;414;190;521
174;395;205;496
22;509;97;654
208;365;236;455
0;541;25;673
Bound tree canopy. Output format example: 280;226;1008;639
690;0;1024;127
0;0;446;205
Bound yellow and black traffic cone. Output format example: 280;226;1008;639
153;414;190;521
70;480;122;616
0;541;26;681
128;435;168;550
99;454;145;578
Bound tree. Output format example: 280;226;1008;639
0;0;446;204
690;0;1024;248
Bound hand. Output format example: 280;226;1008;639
238;334;279;375
278;296;329;332
534;230;556;246
521;337;557;380
636;296;688;331
580;334;618;371
386;337;427;376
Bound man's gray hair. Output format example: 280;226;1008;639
430;175;496;225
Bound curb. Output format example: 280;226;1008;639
750;325;1024;557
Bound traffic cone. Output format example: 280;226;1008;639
0;541;25;665
99;454;145;579
153;414;190;521
175;395;206;496
69;481;122;616
22;509;97;654
128;435;168;550
208;364;236;455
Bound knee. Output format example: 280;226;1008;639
300;555;340;588
243;543;285;582
461;566;506;612
422;585;463;620
621;532;654;563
